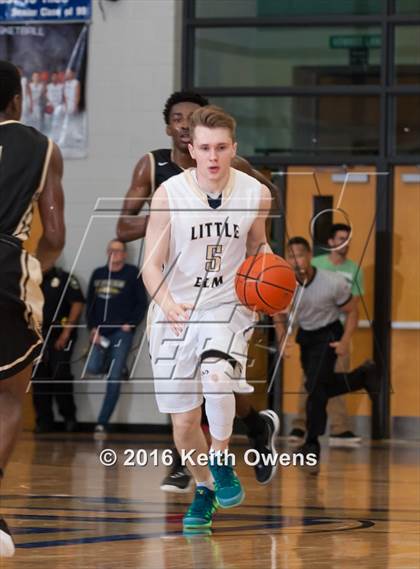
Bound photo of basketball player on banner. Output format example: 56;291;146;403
0;23;89;158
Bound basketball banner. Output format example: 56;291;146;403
0;22;89;158
0;0;91;22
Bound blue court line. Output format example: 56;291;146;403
6;507;414;524
1;494;417;515
3;504;295;524
13;527;86;535
15;519;375;549
9;515;330;528
7;512;374;526
8;512;305;524
16;532;164;548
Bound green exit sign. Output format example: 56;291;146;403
330;35;382;49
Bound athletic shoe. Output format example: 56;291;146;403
93;424;106;440
295;440;321;475
209;458;244;508
183;487;217;531
0;518;15;557
160;459;193;493
288;427;306;444
329;431;362;447
250;409;280;484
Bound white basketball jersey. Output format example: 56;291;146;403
162;168;261;309
30;82;43;105
47;83;64;107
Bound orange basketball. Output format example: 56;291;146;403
235;253;296;315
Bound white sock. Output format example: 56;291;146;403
196;479;214;491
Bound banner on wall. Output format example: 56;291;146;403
0;0;91;23
0;1;90;158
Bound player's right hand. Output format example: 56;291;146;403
162;301;193;336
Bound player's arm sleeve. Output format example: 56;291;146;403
335;275;353;307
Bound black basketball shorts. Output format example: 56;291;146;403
0;236;44;380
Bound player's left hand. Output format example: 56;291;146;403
121;324;132;332
329;340;350;356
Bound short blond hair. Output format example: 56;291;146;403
189;105;236;141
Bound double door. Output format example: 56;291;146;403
281;165;419;433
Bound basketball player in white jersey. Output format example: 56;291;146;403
0;60;65;556
28;71;45;131
45;72;64;141
118;91;280;492
143;106;273;531
59;69;81;147
63;69;80;115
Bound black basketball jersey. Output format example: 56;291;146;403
0;121;51;241
148;149;183;193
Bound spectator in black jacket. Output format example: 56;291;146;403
86;239;147;434
32;267;84;433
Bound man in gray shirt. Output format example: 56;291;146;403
274;237;379;469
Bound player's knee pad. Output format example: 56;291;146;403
200;351;254;396
201;357;234;398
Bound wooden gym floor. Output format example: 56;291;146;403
1;433;419;568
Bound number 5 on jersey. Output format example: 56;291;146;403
205;244;222;272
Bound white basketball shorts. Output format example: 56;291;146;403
147;302;256;414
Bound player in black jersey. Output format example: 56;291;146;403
117;91;280;492
0;61;65;557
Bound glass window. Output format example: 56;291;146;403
395;26;420;84
395;0;420;14
195;0;383;18
394;95;420;154
194;27;381;87
211;96;380;156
